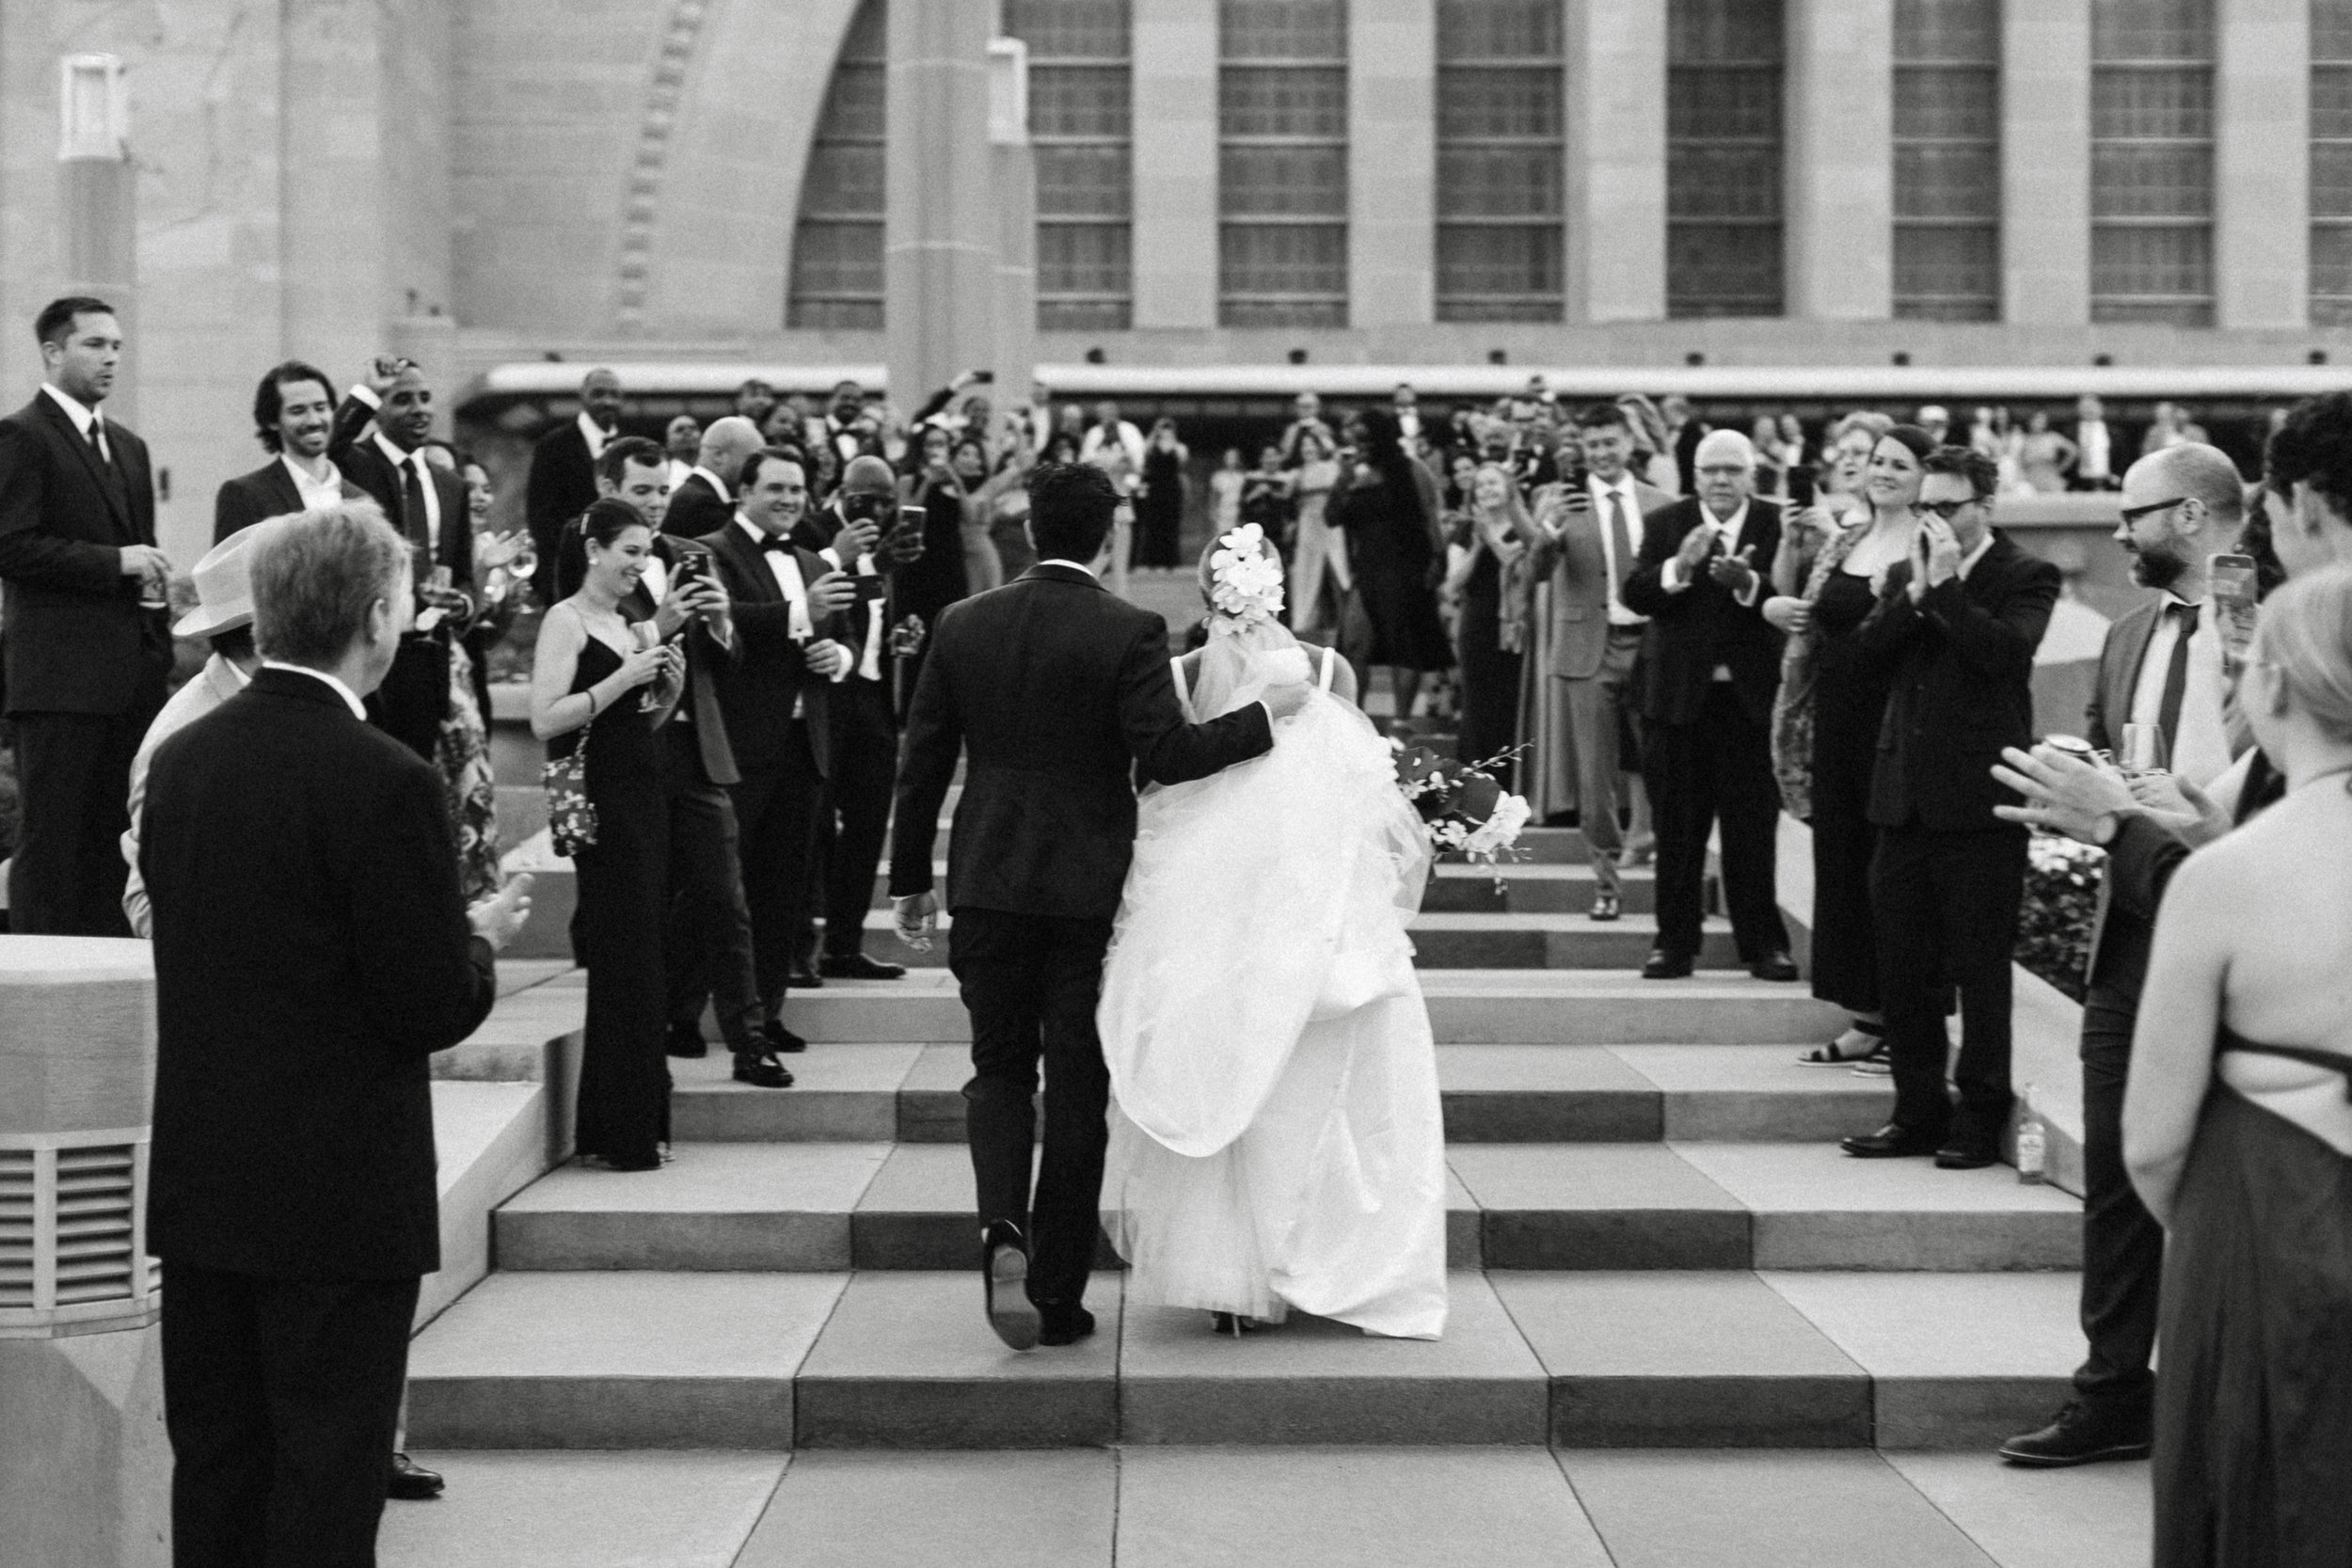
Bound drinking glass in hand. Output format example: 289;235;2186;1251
2119;722;2169;778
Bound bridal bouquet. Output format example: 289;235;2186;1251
1391;740;1532;863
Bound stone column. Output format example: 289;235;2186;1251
1786;0;1892;320
1350;0;1435;327
1571;0;1667;323
1132;0;1218;329
990;39;1038;402
886;0;996;406
2002;0;2090;325
57;56;136;426
2216;0;2309;328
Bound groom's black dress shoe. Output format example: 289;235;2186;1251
1641;948;1694;980
981;1222;1041;1351
1037;1301;1096;1347
1840;1122;1944;1159
820;951;906;981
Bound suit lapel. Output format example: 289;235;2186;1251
714;521;778;601
263;460;304;518
35;393;131;531
2107;601;2159;733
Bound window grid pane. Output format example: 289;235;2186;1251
788;0;888;327
1008;1;1133;329
1220;7;1346;326
2315;11;2352;319
1896;0;2000;62
2091;0;2212;322
1894;4;2000;318
1670;0;1785;318
1437;4;1564;322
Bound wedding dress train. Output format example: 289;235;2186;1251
1099;625;1449;1339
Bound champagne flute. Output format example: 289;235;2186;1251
2119;722;2168;778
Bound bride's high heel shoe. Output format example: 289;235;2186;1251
1210;1311;1247;1338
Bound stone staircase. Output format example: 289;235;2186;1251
406;822;2087;1465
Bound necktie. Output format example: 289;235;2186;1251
401;458;431;558
86;415;106;465
1606;491;1635;597
2156;601;2199;756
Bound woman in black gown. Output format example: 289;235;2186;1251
1135;419;1189;569
1332;407;1453;727
1763;425;1934;1068
2124;561;2352;1567
530;499;680;1170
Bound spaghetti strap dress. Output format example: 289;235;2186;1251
2152;1027;2352;1568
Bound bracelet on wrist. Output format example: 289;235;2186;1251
585;687;600;720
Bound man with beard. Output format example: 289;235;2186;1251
214;361;365;540
1995;440;2243;1469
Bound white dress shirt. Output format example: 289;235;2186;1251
1587;472;1649;626
1660;500;1760;604
818;526;887;683
281;452;347;513
2077;420;2112;481
262;660;368;719
374;432;441;553
1079;422;1146;471
2125;592;2231;785
42;383;111;464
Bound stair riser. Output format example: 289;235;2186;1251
492;1210;2079;1275
776;994;1846;1046
871;928;1744;972
866;870;1680;915
404;1371;2073;1452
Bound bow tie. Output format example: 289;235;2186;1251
757;534;794;556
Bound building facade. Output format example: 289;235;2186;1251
0;0;2345;560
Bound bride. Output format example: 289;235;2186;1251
1099;523;1449;1340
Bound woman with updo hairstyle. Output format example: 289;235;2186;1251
531;498;688;1170
2125;560;2352;1566
1766;422;1937;1068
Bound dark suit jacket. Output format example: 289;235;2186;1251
622;535;741;787
213;456;364;542
142;668;496;1278
888;564;1276;922
0;392;171;716
525;420;602;599
696;518;847;777
2083;598;2165;986
1853;531;2060;833
665;471;731;540
1620;496;1786;727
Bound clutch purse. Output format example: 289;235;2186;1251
542;724;596;857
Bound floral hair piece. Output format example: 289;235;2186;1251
1208;523;1285;626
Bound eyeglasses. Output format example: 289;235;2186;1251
2118;498;2189;525
1919;499;1980;520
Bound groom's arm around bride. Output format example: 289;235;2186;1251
885;462;1304;1347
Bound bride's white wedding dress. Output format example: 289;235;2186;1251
1099;621;1449;1339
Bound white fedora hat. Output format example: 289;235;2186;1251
173;522;273;640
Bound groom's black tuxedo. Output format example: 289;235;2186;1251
891;562;1275;1310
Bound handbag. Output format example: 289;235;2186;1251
542;721;596;857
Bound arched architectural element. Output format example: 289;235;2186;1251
787;0;890;329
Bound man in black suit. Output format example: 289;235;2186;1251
0;296;174;934
1620;428;1795;981
142;501;532;1566
697;448;855;1054
330;356;475;763
665;415;762;540
889;463;1302;1351
794;454;912;982
214;360;365;542
593;438;792;1085
1840;446;2059;1169
524;366;622;604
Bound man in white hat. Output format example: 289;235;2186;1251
119;521;274;937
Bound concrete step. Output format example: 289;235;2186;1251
488;1140;2077;1275
774;969;1845;1046
864;859;1689;915
403;1267;2085;1452
858;909;1747;971
666;1043;1895;1146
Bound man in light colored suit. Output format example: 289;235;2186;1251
1525;403;1673;917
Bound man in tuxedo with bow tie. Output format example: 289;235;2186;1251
0;297;174;934
329;356;474;764
697;448;855;1052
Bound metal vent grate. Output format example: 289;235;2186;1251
0;1132;153;1338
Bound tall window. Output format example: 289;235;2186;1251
1894;0;2000;321
787;0;887;329
2090;0;2214;325
1218;0;1348;327
1006;0;1134;331
1435;0;1564;322
1667;0;1785;318
2313;2;2352;324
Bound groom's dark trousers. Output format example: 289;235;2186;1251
890;562;1274;1307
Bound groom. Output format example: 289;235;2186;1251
891;463;1308;1349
